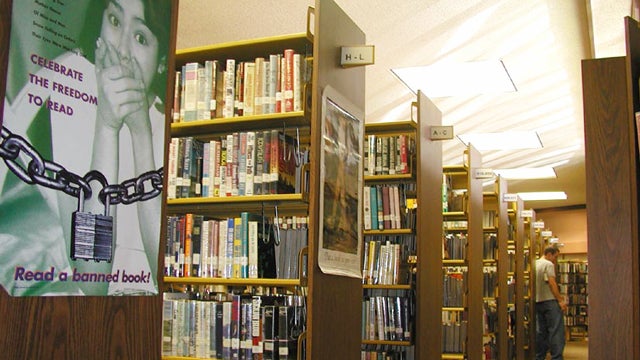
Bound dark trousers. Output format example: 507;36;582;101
536;300;565;360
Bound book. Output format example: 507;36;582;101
261;305;278;360
167;137;179;199
238;131;248;196
183;213;194;277
283;49;294;112
206;59;220;119
196;65;210;120
201;142;210;198
243;61;256;116
232;216;243;278
254;57;265;115
223;59;236;118
172;70;182;123
254;130;264;195
248;220;259;279
235;61;244;116
182;62;201;121
245;131;256;196
267;54;279;114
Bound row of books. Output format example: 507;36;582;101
165;213;307;280
483;269;497;298
443;272;466;307
443;233;467;260
362;236;413;285
162;293;305;359
173;49;310;123
362;296;413;342
360;346;412;360
441;311;468;354
363;134;414;176
483;233;497;260
483;301;498;335
168;130;305;199
558;261;588;273
363;185;411;231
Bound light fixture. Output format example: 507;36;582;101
457;131;543;151
391;59;517;98
517;191;567;201
493;167;556;180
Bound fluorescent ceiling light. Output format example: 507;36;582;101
494;167;556;180
517;191;567;201
457;131;542;151
391;59;516;98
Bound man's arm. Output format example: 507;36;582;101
547;275;568;312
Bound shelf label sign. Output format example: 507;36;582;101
533;221;545;228
520;209;534;218
340;45;375;67
503;193;518;202
430;125;454;140
474;168;494;179
541;230;553;237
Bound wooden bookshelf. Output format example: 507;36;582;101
361;118;418;357
440;145;483;360
582;16;640;360
160;1;367;359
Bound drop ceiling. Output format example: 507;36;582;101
177;0;636;210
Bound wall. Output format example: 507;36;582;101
536;207;587;255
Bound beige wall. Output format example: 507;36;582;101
536;207;587;257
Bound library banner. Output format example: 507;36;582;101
318;86;364;278
0;0;174;296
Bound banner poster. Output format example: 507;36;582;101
0;0;173;296
318;85;363;278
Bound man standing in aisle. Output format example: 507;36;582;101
535;246;568;360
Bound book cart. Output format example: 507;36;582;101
161;1;367;358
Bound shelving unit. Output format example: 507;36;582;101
440;145;483;360
361;119;418;359
160;1;367;359
558;260;588;340
582;16;640;359
482;176;510;360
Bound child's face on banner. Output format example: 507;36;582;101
100;0;161;93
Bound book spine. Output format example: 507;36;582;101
172;70;182;123
235;61;244;116
233;216;242;278
200;219;209;278
248;220;259;279
245;131;256;196
183;213;194;277
201;142;210;198
238;132;247;196
240;212;250;278
183;62;200;121
223;59;236;118
197;65;209;120
267;54;278;114
243;61;256;116
208;60;219;119
283;49;294;112
293;53;302;112
254;130;264;195
254;57;265;116
167;137;179;199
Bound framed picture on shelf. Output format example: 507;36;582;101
318;85;363;278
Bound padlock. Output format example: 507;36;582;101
70;189;114;262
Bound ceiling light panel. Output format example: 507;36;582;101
391;59;517;98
